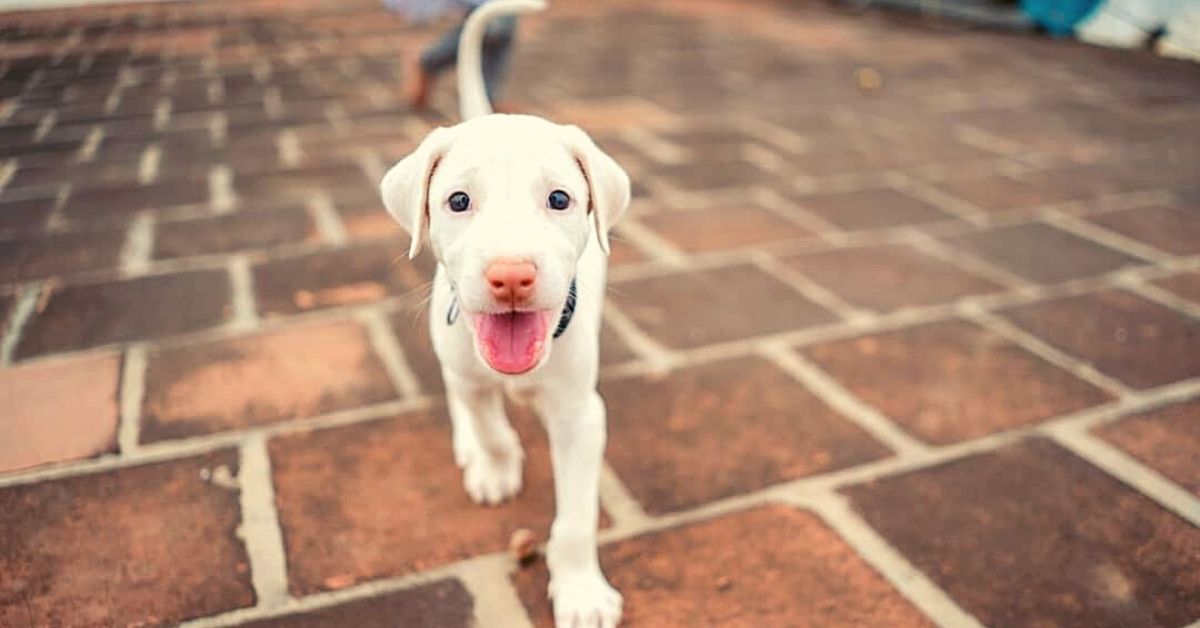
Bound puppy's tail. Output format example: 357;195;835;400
456;0;546;120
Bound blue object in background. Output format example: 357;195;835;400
1021;0;1104;35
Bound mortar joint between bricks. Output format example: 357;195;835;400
0;282;42;366
359;306;424;400
118;344;148;455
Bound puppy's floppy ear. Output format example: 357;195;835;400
559;125;631;255
380;126;454;259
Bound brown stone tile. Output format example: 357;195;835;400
794;187;955;231
391;307;443;393
1097;399;1200;496
240;579;473;628
652;158;780;191
1154;270;1200;304
0;353;120;472
603;356;890;513
62;180;209;222
0;450;255;625
0;196;54;234
844;439;1200;627
153;207;319;259
16;270;232;358
611;264;835;349
0;228;125;283
1000;289;1200;389
234;165;370;205
0;293;13;338
942;222;1142;284
933;173;1088;212
804;320;1112;444
603;235;645;269
639;205;812;252
1085;205;1200;256
271;408;574;595
514;506;932;627
600;322;636;366
142;322;397;442
784;243;1004;312
338;201;403;240
254;242;432;317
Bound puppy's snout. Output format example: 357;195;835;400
485;259;537;306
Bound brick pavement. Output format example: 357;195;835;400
1;0;1199;626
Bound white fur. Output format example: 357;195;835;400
380;2;630;626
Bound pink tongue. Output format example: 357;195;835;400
474;311;549;374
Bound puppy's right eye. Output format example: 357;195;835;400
448;192;471;213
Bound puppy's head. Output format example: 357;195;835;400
380;114;630;375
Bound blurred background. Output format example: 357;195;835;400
0;0;1198;626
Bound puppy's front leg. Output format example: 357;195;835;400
443;369;524;505
539;389;622;628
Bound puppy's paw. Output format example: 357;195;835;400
460;445;524;505
550;573;622;628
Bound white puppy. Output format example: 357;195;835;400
379;1;630;626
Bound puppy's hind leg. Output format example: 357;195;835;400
537;389;622;628
443;368;525;505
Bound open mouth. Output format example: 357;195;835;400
470;310;556;374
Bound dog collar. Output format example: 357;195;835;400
446;278;578;339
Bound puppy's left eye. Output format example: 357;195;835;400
448;191;471;213
547;190;571;211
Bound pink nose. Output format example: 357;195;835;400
485;259;537;305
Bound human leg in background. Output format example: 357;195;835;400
412;20;464;110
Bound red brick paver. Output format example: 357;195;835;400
1097;399;1200;496
269;408;577;596
804;320;1112;444
239;579;474;628
0;451;254;626
515;506;933;627
603;357;890;513
1000;289;1200;389
16;270;233;358
141;321;398;442
941;222;1143;285
0;353;120;472
784;243;1004;313
845;439;1200;627
611;264;836;349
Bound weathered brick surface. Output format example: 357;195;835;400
0;352;120;472
1000;289;1200;389
515;506;933;627
16;270;233;358
785;243;1004;312
239;579;474;628
603;357;890;513
270;408;582;595
1154;270;1200;304
0;228;126;283
611;264;835;349
0;451;255;626
1085;205;1200;256
845;439;1200;627
942;222;1142;284
1096;399;1200;496
253;242;432;317
640;205;813;252
142;322;397;442
794;187;955;231
153;207;319;259
805;321;1112;444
